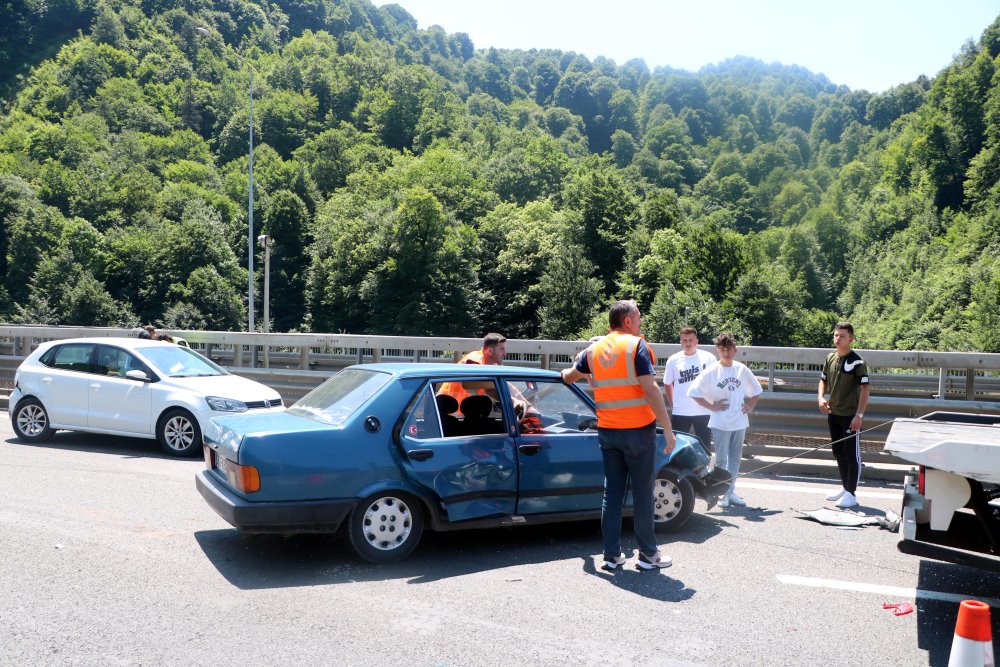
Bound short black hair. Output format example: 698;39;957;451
834;322;854;336
483;332;506;348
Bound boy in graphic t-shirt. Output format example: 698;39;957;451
687;333;762;508
662;327;717;453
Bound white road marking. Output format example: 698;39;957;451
777;574;1000;607
738;481;901;500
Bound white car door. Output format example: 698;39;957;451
37;343;96;428
87;345;153;434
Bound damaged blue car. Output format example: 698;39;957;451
196;363;728;563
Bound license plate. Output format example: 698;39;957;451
214;453;228;478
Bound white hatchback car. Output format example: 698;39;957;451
9;337;284;456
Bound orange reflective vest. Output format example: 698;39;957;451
588;331;656;429
437;350;487;415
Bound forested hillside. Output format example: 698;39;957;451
1;0;999;351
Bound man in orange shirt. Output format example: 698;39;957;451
439;333;508;413
562;300;675;571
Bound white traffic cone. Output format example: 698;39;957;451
948;600;994;667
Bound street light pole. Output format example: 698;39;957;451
258;234;271;367
246;67;255;337
195;27;255;355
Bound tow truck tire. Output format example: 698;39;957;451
653;470;694;532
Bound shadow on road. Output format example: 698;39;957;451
2;431;176;459
580;555;696;602
195;510;727;592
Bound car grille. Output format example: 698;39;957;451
245;398;283;410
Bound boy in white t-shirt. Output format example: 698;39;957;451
662;326;717;453
687;333;763;508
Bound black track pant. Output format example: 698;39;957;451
672;414;712;453
828;414;860;494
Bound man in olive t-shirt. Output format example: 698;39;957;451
817;322;870;508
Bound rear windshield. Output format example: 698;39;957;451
288;368;391;426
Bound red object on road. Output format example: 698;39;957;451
882;601;914;616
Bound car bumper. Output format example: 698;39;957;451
195;470;355;534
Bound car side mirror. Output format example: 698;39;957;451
125;369;150;381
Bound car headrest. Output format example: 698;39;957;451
460;394;493;419
435;393;459;415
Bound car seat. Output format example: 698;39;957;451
435;394;461;437
459;394;502;436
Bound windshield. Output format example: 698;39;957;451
138;345;228;378
289;368;392;426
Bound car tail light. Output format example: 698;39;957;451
208;448;260;493
918;465;925;495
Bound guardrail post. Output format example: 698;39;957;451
541;354;550;370
234;344;244;367
373;348;381;363
299;345;309;370
937;368;946;400
966;369;976;400
263;343;269;368
356;348;364;364
767;362;775;392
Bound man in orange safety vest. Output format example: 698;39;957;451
561;300;675;571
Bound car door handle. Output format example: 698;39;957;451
406;449;434;461
90;383;102;390
42;377;53;383
518;444;542;456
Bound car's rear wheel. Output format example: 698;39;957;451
347;492;424;564
653;470;694;532
156;408;202;457
12;398;53;443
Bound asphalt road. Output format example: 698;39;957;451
1;412;998;667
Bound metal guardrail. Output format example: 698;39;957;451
3;325;1000;455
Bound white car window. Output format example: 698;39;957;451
44;344;96;373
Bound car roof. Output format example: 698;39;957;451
351;363;561;379
38;337;176;351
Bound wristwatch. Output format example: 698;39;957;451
855;413;864;419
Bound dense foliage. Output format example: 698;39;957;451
1;0;999;351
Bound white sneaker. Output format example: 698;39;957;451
836;491;858;508
727;493;747;506
826;488;846;502
636;552;672;570
719;495;730;508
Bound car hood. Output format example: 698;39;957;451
164;373;281;400
206;411;332;459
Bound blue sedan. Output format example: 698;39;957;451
196;363;729;563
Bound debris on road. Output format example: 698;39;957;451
795;508;900;531
883;602;914;616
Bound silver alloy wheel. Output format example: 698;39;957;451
653;477;682;522
361;496;413;551
163;414;195;452
17;404;47;437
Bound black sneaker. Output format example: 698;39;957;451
601;553;627;571
636;552;672;570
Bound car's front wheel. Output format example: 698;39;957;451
347;492;424;564
156;408;202;457
12;397;53;443
653;470;694;532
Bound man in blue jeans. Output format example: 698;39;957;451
562;300;676;571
